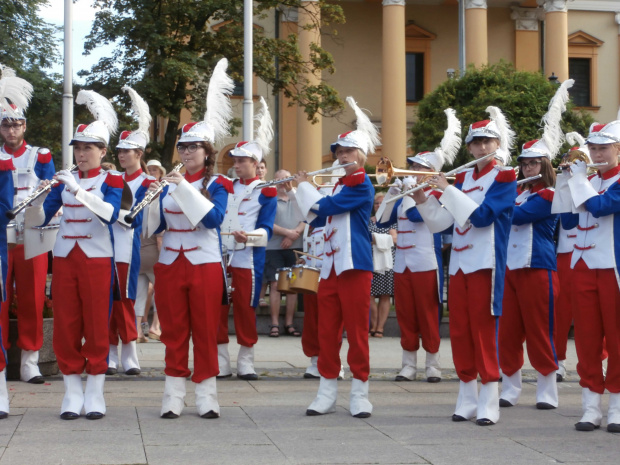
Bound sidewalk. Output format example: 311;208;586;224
2;336;618;465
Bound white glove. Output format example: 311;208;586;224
388;178;402;196
569;159;587;178
403;176;417;191
55;170;80;194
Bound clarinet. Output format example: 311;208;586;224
124;163;184;224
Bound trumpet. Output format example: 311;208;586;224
387;152;496;204
6;164;78;220
124;163;184;224
257;162;357;189
372;157;454;187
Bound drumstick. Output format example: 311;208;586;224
294;250;323;261
221;232;263;237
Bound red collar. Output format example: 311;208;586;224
338;168;366;187
124;168;143;182
472;159;496;181
81;168;102;179
3;140;27;158
530;181;547;193
239;176;259;185
599;165;620;180
184;168;206;183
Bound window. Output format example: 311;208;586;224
567;31;603;109
406;53;425;103
568;58;591;107
404;23;436;105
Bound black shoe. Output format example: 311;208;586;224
556;373;564;382
536;402;556;410
476;418;495;426
161;411;179;419
394;376;413;382
200;411;219;419
304;373;320;379
451;414;468;422
427;377;441;383
124;368;141;376
306;409;324;416
0;411;8;420
105;367;118;375
499;399;513;408
216;373;232;379
607;423;620;433
237;373;258;381
27;376;45;384
575;421;599;431
85;412;104;420
353;412;371;418
60;411;79;420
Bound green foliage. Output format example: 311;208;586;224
79;0;346;169
411;62;595;169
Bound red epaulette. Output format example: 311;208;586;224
341;169;366;187
495;169;516;183
537;188;554;203
215;175;234;194
429;190;442;200
0;158;15;171
588;174;597;181
104;172;125;188
37;148;52;164
455;171;467;185
141;176;156;188
261;186;277;198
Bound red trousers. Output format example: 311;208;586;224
302;293;319;358
154;255;223;383
317;268;372;381
0;244;48;351
572;259;620;394
217;267;258;347
499;268;559;376
394;269;441;353
108;262;138;345
52;246;113;375
449;269;500;384
555;253;573;361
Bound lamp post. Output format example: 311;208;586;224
62;0;73;169
243;0;254;141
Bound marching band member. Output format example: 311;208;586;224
107;87;156;375
28;90;122;419
415;106;517;426
146;59;233;419
0;66;55;384
377;108;461;383
498;79;574;410
217;97;277;381
552;120;620;433
294;97;377;418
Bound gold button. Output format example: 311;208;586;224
468;244;473;249
333;228;338;233
513;244;517;248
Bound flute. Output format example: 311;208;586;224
517;174;542;185
124;163;184;224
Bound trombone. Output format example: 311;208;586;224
257;162;357;188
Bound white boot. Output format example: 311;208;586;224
217;344;232;378
195;377;220;419
61;374;84;418
304;356;320;379
556;359;566;382
499;369;522;407
108;344;119;373
306;377;338;415
576;388;602;431
395;350;417;381
237;345;258;380
121;341;141;375
84;374;106;418
477;382;500;425
20;350;43;383
536;371;558;409
607;393;620;433
453;380;478;421
0;370;10;416
350;378;373;418
338;364;346;380
161;376;186;418
425;351;441;382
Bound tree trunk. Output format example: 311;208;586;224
162;118;180;169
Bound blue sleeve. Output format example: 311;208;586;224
0;171;13;228
34;159;56;181
309;215;327;228
257;194;277;239
512;194;553;226
201;181;228;229
560;212;579;230
99;178;122;225
376;198;399;228
584;181;620;218
42;185;65;226
406;206;424;223
153;185;169;235
311;181;374;218
130;184;149;230
469;179;517;228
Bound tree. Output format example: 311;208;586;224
80;0;346;168
411;62;595;169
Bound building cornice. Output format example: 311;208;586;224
511;6;544;31
465;0;487;10
537;0;568;13
382;0;406;6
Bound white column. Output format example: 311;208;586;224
538;0;569;81
465;0;488;68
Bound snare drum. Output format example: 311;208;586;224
276;267;294;294
7;222;17;250
289;265;320;294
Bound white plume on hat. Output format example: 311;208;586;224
117;86;152;149
229;96;274;161
408;108;461;171
0;64;33;120
330;97;381;155
564;131;591;162
179;58;235;145
486;106;516;164
71;90;118;145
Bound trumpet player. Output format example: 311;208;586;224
552;120;620;433
415;108;517;426
0;71;55;384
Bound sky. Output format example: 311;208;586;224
38;0;114;81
